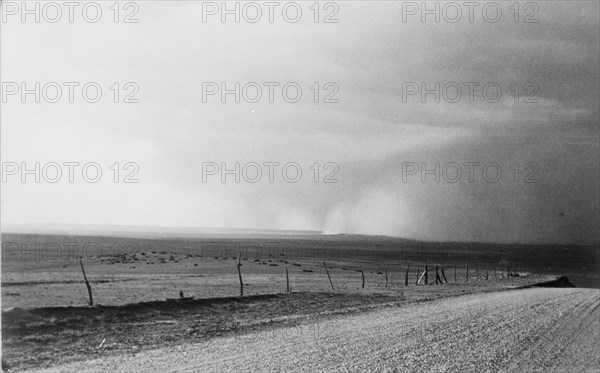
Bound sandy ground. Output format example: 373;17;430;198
29;287;600;373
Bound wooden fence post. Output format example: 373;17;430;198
361;270;365;289
424;265;428;285
405;263;410;286
486;265;489;280
454;263;457;283
441;267;448;283
237;256;244;296
323;262;335;291
435;266;439;284
415;266;420;285
79;259;93;306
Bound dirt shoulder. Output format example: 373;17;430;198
27;287;600;373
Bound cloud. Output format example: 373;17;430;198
1;1;598;244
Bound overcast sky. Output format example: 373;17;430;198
1;1;598;244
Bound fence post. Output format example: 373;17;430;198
323;262;335;291
424;265;428;285
454;263;457;283
405;263;410;286
486;265;489;280
435;266;439;284
237;256;244;296
441;266;448;283
361;270;365;289
79;259;93;306
415;266;420;285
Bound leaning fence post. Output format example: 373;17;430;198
79;259;93;306
417;269;426;285
323;262;335;291
441;267;448;283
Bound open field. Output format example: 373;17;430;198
2;232;599;371
2;233;598;309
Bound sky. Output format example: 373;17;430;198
1;1;599;244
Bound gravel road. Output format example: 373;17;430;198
33;288;599;373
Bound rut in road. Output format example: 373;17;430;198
34;288;600;373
